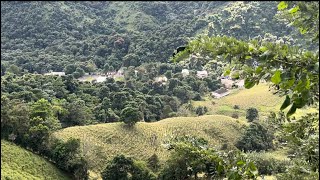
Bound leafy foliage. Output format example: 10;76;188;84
175;35;319;116
236;122;274;152
246;107;259;122
160;135;259;180
101;155;156;180
277;1;319;44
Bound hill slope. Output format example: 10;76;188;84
192;84;285;118
1;1;299;73
54;115;246;175
1;140;71;180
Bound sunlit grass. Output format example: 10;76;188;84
192;84;285;119
53;115;247;176
1;140;70;180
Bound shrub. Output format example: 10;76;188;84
246;107;259;122
101;155;156;180
236;122;274;152
147;154;160;172
231;113;239;119
247;152;290;175
195;106;208;116
233;105;240;109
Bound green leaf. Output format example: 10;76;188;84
224;69;231;76
295;80;305;92
244;78;255;89
245;55;252;60
271;70;281;85
259;46;268;53
305;78;310;89
231;72;240;79
299;28;307;35
287;104;297;116
278;1;288;10
280;95;291;110
248;44;255;52
237;160;245;166
255;66;263;74
289;6;299;14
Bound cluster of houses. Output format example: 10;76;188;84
44;68;125;83
180;69;244;99
181;69;208;79
211;76;244;99
44;67;244;99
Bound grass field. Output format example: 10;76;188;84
193;84;285;118
53;115;246;178
1;140;71;180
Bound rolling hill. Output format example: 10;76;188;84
53;115;246;178
1;140;71;180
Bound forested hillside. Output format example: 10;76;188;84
1;1;301;73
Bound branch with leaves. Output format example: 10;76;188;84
173;35;319;116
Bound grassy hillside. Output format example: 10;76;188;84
1;140;71;180
54;115;246;176
192;83;285;118
192;83;317;119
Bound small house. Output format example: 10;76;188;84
181;69;190;77
155;76;168;83
211;88;230;99
221;78;234;89
196;70;208;78
44;71;65;76
96;76;107;83
235;79;244;89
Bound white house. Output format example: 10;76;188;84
96;76;107;83
44;72;65;76
196;70;208;78
181;69;189;77
211;88;230;99
235;79;244;89
155;76;168;83
221;78;234;89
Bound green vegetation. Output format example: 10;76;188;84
236;122;274;152
1;1;318;179
1;140;71;180
192;84;284;118
246;107;259;122
54;115;246;177
101;155;156;180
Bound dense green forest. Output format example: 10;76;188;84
1;1;319;180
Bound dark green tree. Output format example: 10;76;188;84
246;107;259;122
236;122;274;152
120;107;143;126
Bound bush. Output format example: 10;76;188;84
101;155;156;180
247;152;290;175
147;154;160;172
236;122;274;152
231;113;239;119
195;106;208;116
246;107;259;122
49;138;88;180
233;105;240;109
